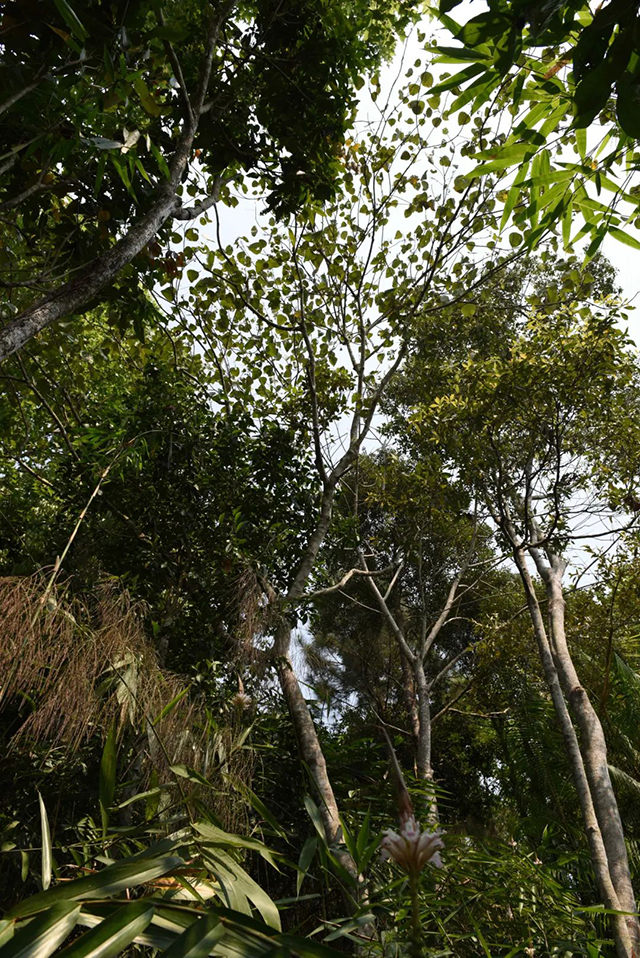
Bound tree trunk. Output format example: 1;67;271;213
513;547;636;958
413;658;438;824
274;619;357;874
400;649;420;766
543;556;639;954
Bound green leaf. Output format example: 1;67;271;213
133;76;162;116
296;837;317;897
7;856;185;919
224;776;287;840
115;787;165;811
576;126;587;161
201;848;280;930
99;726;117;836
499;161;529;233
0;922;15;949
194;822;281;870
428;63;487;96
170;764;213;788
152;687;188;725
161;912;225;958
303;796;326;846
355;809;371;861
53;0;88;40
609;227;640;250
55;902;154;958
38;792;52;892
2;903;81;958
470;143;534;176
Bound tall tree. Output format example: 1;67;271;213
388;266;640;955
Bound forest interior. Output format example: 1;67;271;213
4;1;640;957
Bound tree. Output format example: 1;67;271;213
388;264;640;955
0;0;416;361
303;452;493;821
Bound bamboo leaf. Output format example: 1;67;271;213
38;792;52;892
161;912;225;958
1;903;81;958
55;902;154;958
296;838;317;897
7;856;185;919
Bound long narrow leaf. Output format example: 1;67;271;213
1;903;81;958
161;913;226;958
7;856;185;919
38;793;52;892
55;902;154;958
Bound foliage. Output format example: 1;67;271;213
430;0;640;258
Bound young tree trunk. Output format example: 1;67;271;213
413;659;438;824
513;547;636;958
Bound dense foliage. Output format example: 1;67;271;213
3;3;640;958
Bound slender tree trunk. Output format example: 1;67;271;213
273;619;357;874
542;556;639;954
413;658;438;824
400;649;420;765
513;547;635;958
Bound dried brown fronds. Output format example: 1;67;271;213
0;576;260;828
229;567;276;669
0;578;196;759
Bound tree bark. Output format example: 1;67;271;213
400;649;420;758
413;658;438;824
513;547;636;958
541;555;639;954
273;619;358;878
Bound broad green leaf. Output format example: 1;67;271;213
2;903;81;958
115;787;165;811
609;227;640;251
296;837;317;897
499;161;529;233
0;922;14;949
428;63;487;96
38;792;52;892
170;765;213;788
152;688;189;725
133;76;162;116
194;823;281;870
355;809;371;861
303;797;326;845
55;902;154;958
201;849;280;930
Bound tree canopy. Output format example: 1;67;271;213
3;6;640;958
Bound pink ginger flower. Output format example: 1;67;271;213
380;812;444;877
